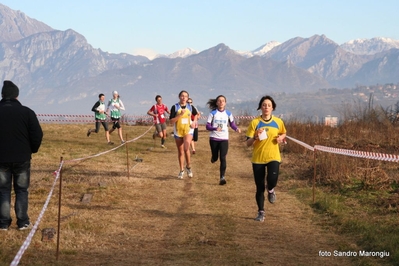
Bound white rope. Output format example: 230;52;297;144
10;161;63;266
13;130;397;264
65;125;153;163
10;125;153;265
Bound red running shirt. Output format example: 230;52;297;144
149;104;169;124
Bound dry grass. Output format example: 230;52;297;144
0;124;391;265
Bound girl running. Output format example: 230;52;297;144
206;95;241;185
107;91;126;144
246;95;286;222
169;90;198;179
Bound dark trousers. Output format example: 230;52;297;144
94;120;109;132
209;139;229;179
0;161;31;228
252;161;280;211
193;128;198;142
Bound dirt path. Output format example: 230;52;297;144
114;126;358;266
5;124;389;266
17;125;379;266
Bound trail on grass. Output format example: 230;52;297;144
25;125;384;266
122;127;359;266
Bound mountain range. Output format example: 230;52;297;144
0;3;398;116
159;37;399;59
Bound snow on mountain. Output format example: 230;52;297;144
150;37;398;60
155;47;198;59
252;41;281;56
340;37;399;55
139;38;398;61
235;41;281;58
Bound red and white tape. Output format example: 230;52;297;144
286;136;399;162
36;114;257;123
15;130;397;264
285;136;314;151
314;145;399;162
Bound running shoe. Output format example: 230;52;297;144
161;145;166;149
87;129;91;137
268;191;276;204
186;167;193;178
219;177;226;185
254;211;265;222
178;170;184;179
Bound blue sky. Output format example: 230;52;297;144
2;0;398;58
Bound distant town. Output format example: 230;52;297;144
198;82;399;126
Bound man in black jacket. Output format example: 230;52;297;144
0;80;43;231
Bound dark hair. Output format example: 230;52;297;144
99;93;105;98
155;95;162;101
207;95;226;110
257;95;276;110
178;90;189;97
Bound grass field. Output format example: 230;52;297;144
0;123;396;266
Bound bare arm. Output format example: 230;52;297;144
246;135;258;147
246;129;261;147
276;133;287;144
147;109;156;117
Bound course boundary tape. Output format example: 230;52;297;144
285;136;399;162
10;125;153;265
314;145;399;162
65;125;153;163
12;131;399;264
36;114;257;124
10;161;63;266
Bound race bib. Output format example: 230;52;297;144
181;118;189;124
259;130;268;141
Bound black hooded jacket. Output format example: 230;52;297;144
0;98;43;163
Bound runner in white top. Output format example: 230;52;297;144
206;95;241;185
106;90;126;144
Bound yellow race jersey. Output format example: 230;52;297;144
246;116;286;164
172;103;194;137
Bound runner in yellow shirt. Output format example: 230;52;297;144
169;90;198;179
246;95;286;222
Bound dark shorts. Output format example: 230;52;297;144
111;118;121;129
95;120;109;132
